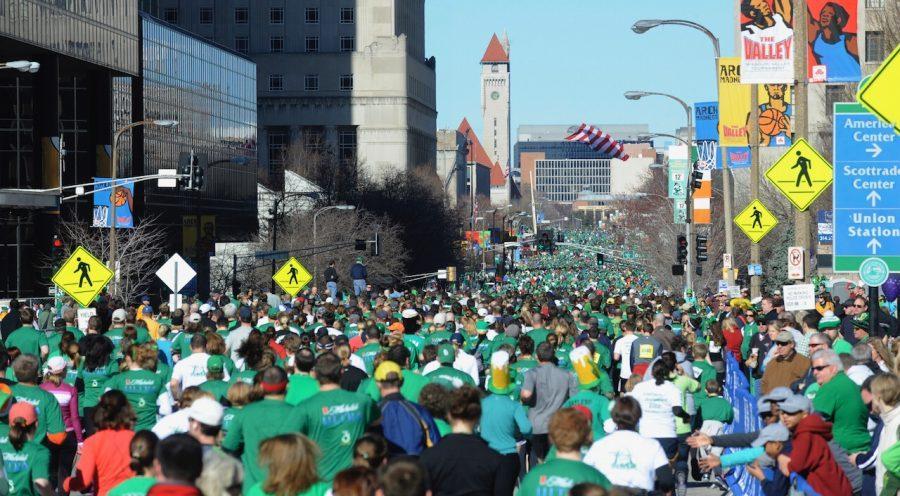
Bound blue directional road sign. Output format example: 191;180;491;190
833;103;900;272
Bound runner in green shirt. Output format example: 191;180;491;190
425;344;475;389
104;345;166;431
5;309;49;368
199;356;231;403
10;356;66;444
107;476;155;496
0;402;51;496
285;349;319;406
356;329;383;376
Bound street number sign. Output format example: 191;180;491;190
272;257;313;297
833;103;900;272
734;199;778;243
765;138;833;211
857;43;900;133
52;246;113;307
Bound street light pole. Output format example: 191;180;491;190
313;205;356;288
108;119;178;298
626;91;694;293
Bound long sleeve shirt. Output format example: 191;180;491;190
479;393;532;455
40;381;83;443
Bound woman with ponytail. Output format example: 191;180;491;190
107;430;159;496
0;402;51;495
39;356;82;492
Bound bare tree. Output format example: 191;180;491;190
55;216;167;304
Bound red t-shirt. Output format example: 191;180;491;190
723;326;744;361
65;429;135;496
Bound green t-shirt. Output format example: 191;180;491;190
107;476;156;496
0;424;50;496
358;370;431;403
47;328;85;357
425;330;452;347
511;359;538;398
222;406;241;437
699;396;734;424
199;379;231;403
78;361;120;413
356;343;382;376
293;388;379;481
10;384;65;443
222;398;303;492
833;338;853;355
171;332;196;359
230;369;258;385
285;374;320;406
484;335;517;363
105;369;166;431
402;334;424;368
425;366;476;389
516;458;610;496
673;375;700;435
246;481;331;496
526;328;550;346
4;327;48;364
563;390;611;440
692;361;718;403
813;372;871;453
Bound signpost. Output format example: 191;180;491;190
734;199;778;243
765;138;833;211
833;103;900;272
857;43;900;134
52;246;113;307
788;246;804;280
272;257;313;297
155;253;196;307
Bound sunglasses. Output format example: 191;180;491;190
811;365;829;372
854;304;866;308
776;342;791;347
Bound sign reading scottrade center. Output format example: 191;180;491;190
833;103;900;272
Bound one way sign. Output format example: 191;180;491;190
833;103;900;272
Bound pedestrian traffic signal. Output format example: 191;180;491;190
676;235;688;265
596;253;604;266
695;234;708;262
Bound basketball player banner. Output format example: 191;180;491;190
756;84;793;147
92;177;135;229
718;58;751;147
739;0;794;84
806;0;861;83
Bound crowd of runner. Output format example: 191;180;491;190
0;232;897;496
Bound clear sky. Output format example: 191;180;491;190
425;0;737;142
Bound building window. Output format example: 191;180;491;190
268;130;288;170
305;7;319;24
234;7;248;24
199;7;213;24
340;74;353;91
305;36;319;53
269;74;284;91
163;8;178;24
303;127;325;154
304;74;319;91
866;0;884;7
234;36;249;53
270;36;284;53
825;85;849;117
341;7;355;24
340;36;355;52
270;7;284;24
866;31;885;62
339;127;357;164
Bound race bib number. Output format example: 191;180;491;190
638;344;655;359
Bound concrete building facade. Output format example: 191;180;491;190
480;33;511;205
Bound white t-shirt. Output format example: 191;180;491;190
614;334;639;377
151;408;192;439
171;352;230;389
629;380;682;439
584;430;669;491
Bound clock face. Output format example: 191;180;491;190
491;91;500;101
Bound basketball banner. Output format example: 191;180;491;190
739;0;794;84
718;58;751;147
92;177;134;228
756;84;793;147
806;0;861;82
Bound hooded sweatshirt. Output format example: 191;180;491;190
788;414;853;496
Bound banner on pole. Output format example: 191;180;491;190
806;0;861;82
756;84;793;147
718;58;751;147
740;0;794;84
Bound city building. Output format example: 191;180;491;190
481;33;511;205
0;0;141;297
148;0;437;186
515;125;655;204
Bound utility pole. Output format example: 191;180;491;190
750;85;761;298
793;0;811;281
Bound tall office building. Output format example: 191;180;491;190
481;33;510;205
149;0;437;186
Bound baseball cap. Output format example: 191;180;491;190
774;331;794;343
112;309;127;323
779;394;812;414
433;313;447;325
764;386;793;403
437;343;455;364
8;402;37;427
47;356;67;374
757;397;772;415
188;397;224;427
401;309;419;319
449;332;465;345
374;361;403;382
476;321;490;333
751;423;790;447
187;313;202;324
141;306;153;315
207;355;225;373
199;303;211;314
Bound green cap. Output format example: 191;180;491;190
268;307;278;318
437;343;455;364
207;355;225;372
476;321;490;332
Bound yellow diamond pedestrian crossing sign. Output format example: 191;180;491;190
272;257;312;297
857;43;900;133
734;199;779;243
765;138;833;211
52;246;113;307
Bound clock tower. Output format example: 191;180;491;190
481;33;510;205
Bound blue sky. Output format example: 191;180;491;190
425;0;737;141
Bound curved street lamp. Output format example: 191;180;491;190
0;60;40;73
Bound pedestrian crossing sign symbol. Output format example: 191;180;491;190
52;245;113;307
734;199;779;243
765;138;833;211
272;257;312;297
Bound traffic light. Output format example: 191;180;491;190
691;169;704;190
177;152;192;189
676;235;688;265
370;231;380;256
695;234;708;262
191;153;205;190
537;229;555;253
51;236;63;270
596;253;605;266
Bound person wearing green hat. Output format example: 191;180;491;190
819;311;851;355
563;346;613;441
425;344;475;389
199;355;231;403
851;313;872;344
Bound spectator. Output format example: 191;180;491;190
146;434;204;496
870;373;900;494
247;433;330;496
325;260;340;298
106;430;158;496
760;331;810;395
419;386;502;495
846;343;876;386
518;408;611;495
810;349;871;454
373;361;440;457
350;257;368;297
520;341;578;462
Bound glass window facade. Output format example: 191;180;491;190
0;0;140;75
121;15;258;241
535;159;611;203
865;31;884;62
